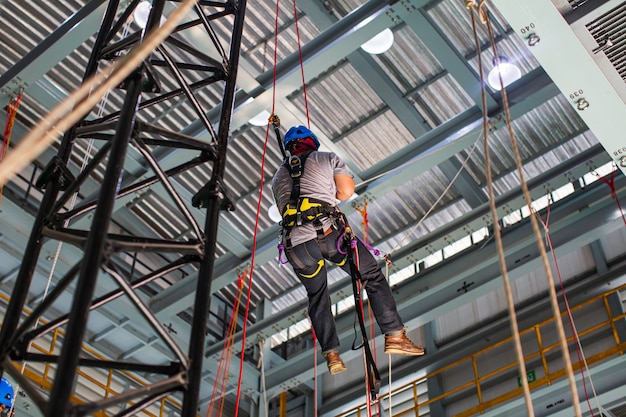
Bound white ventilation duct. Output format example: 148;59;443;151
491;0;626;176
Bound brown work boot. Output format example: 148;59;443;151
384;328;426;356
322;350;347;375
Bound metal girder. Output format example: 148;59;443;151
0;202;261;399
492;0;626;176
399;3;499;111
0;0;107;107
358;67;556;181
192;0;400;137
438;158;488;207
0;3;250;259
297;1;430;138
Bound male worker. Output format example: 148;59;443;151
272;125;425;375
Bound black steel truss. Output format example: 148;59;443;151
0;1;247;416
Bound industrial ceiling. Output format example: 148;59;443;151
1;0;626;416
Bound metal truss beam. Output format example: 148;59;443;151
0;2;248;416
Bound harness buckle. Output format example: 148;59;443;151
288;154;302;178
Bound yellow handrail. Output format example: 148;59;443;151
336;282;626;417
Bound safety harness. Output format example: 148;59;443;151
280;151;335;247
278;149;381;400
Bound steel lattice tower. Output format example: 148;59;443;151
0;1;247;415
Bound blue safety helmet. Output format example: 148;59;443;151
283;125;320;150
0;378;13;409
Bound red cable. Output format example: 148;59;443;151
309;317;318;417
271;0;280;117
354;247;375;417
0;93;22;154
236;0;283;412
292;0;310;126
596;168;626;226
355;202;370;244
233;78;273;417
535;203;596;417
2;92;23;204
2;92;22;159
206;271;247;417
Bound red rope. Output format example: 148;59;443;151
595;167;626;226
206;270;248;417
308;316;318;417
292;0;310;126
233;126;271;414
271;0;280;118
353;246;376;417
2;92;23;204
534;201;596;417
2;92;22;159
355;201;370;243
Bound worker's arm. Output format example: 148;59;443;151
334;174;355;201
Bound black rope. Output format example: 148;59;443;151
346;239;381;401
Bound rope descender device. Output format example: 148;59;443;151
270;113;287;160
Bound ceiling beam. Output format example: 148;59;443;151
400;5;499;111
0;0;107;107
297;1;430;138
438;158;487;207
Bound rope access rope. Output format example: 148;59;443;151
233;0;301;413
483;10;582;417
292;0;311;127
354;201;369;243
466;3;535;416
535;201;600;417
307;316;319;417
257;339;269;417
475;2;583;415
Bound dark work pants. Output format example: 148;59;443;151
285;226;404;352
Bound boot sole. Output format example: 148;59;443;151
329;364;347;375
384;348;426;356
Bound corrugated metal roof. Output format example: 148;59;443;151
0;0;598;336
2;0;622;414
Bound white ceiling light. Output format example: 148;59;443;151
487;56;522;90
133;1;166;29
360;29;394;55
249;110;271;127
133;1;152;28
268;204;282;223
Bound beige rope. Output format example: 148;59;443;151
465;3;535;415
0;0;200;187
479;3;582;416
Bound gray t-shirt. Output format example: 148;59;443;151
272;151;351;246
